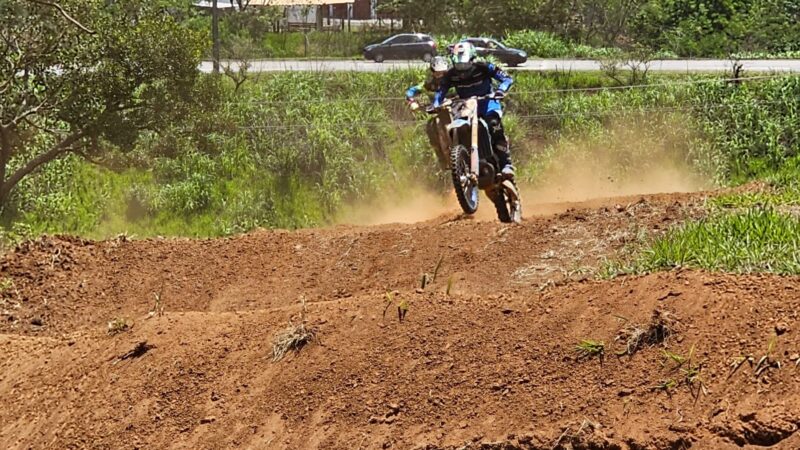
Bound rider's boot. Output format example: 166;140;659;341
488;113;515;180
495;141;515;180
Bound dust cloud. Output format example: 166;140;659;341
336;189;455;226
522;156;707;215
338;123;710;225
521;121;709;214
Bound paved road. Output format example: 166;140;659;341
200;59;800;73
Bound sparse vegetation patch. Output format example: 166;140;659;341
606;207;800;276
107;318;131;335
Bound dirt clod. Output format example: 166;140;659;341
775;322;790;335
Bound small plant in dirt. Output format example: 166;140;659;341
682;363;706;400
148;288;165;318
575;340;605;361
728;337;783;379
382;291;409;322
659;345;707;399
397;299;409;322
107;318;131;335
652;378;678;394
272;298;317;362
727;355;754;379
0;278;14;293
754;337;781;378
420;273;431;289
551;418;600;449
432;254;444;283
662;349;686;366
420;255;446;290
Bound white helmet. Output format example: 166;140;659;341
451;41;477;71
430;56;449;74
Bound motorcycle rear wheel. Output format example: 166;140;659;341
450;145;479;215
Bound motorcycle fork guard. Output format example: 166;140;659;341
501;179;520;202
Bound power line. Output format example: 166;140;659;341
209;98;791;131
221;74;797;106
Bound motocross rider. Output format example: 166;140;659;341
433;41;515;179
406;56;452;169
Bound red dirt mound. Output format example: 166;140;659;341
2;193;799;449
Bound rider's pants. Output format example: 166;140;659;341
485;111;512;168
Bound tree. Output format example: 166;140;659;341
0;0;204;207
632;0;756;55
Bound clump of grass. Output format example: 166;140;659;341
575;340;605;361
272;298;317;362
0;278;14;293
710;190;800;209
271;322;316;362
607;207;800;276
615;309;679;356
107;318;131;335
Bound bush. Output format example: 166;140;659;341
687;76;800;184
259;31;389;58
503;30;571;58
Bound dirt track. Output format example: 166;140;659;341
2;192;800;449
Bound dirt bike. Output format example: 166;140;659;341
432;94;522;223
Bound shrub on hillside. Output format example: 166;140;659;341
503;30;571;58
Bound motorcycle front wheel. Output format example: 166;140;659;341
503;180;523;224
450;145;479;215
491;181;522;224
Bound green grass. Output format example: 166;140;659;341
710;189;800;209
606;207;800;276
2;71;798;243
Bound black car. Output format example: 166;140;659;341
363;33;438;63
458;37;528;67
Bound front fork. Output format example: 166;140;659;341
469;100;480;182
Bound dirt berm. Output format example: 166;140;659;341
1;193;799;449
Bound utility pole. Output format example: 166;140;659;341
212;0;220;74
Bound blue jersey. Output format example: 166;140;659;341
433;62;513;106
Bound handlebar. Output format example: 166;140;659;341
429;92;506;113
